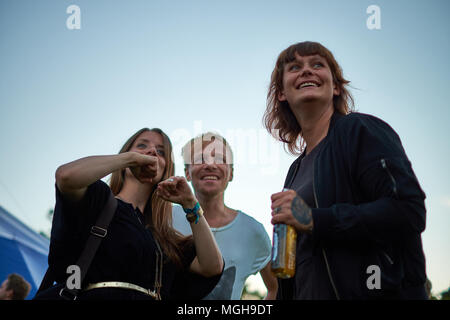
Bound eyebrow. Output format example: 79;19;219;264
288;55;325;64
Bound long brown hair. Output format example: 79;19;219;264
109;128;192;268
263;41;355;154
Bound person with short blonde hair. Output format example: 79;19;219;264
173;131;278;300
181;132;234;166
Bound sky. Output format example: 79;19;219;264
0;0;449;296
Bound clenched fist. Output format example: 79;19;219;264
156;176;197;208
271;189;314;234
128;152;159;184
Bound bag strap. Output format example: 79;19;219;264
37;190;117;300
36;267;54;294
76;189;118;284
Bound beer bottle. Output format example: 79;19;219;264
271;189;297;278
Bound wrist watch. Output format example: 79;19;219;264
183;202;204;224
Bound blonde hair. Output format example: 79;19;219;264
181;132;234;167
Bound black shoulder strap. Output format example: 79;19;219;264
36;266;54;294
76;190;117;284
36;190;117;299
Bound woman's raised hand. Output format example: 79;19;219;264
156;176;197;208
128;152;159;184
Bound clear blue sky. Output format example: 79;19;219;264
1;0;449;296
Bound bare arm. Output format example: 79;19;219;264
260;262;278;300
157;177;224;277
55;152;157;202
187;212;224;277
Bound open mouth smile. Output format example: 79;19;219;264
296;81;320;90
201;175;220;181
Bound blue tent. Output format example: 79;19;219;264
0;205;49;299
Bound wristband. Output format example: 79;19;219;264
183;202;203;224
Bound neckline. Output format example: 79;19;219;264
303;137;326;158
210;211;241;233
116;197;144;225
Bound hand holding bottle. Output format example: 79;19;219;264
271;189;313;234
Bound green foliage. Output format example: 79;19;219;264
439;287;450;300
47;208;54;221
38;231;50;240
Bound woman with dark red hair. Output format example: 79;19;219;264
264;41;427;300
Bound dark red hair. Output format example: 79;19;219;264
263;41;354;154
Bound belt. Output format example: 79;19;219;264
84;281;159;299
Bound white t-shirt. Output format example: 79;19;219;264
172;205;272;300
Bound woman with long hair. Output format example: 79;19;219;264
45;127;223;300
264;41;427;300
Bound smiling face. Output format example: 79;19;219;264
278;53;340;112
264;41;354;154
185;140;233;198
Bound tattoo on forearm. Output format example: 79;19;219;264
291;196;312;226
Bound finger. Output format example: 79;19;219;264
157;187;172;201
161;177;177;192
143;154;158;165
158;177;174;188
145;167;157;178
157;192;169;201
156;184;166;195
162;178;177;194
271;212;290;225
144;164;157;176
157;182;170;193
163;190;172;200
135;153;157;166
167;181;178;193
271;196;294;211
165;176;178;183
270;189;296;203
175;177;190;192
271;215;302;232
270;191;285;202
171;176;186;187
271;206;284;216
174;176;187;184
